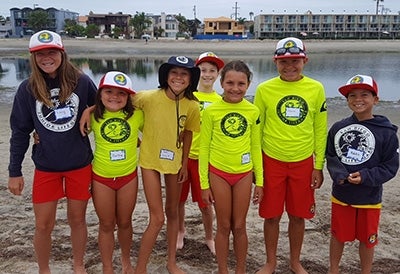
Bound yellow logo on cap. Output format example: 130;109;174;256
114;74;127;86
284;40;296;48
38;32;53;43
350;75;363;84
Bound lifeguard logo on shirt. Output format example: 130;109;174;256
334;124;375;165
101;117;131;143
276;95;308;125
368;233;378;244
36;88;79;132
221;112;247;138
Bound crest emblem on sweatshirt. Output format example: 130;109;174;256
36;88;79;132
334;124;375;165
276;95;308;125
221;112;247;138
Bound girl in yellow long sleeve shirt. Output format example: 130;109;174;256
199;60;264;274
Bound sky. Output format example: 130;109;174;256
2;0;400;19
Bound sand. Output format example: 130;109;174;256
0;38;399;274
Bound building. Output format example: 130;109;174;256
254;12;400;40
203;16;244;36
87;12;131;38
146;12;180;38
9;6;78;37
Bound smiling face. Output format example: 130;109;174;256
221;70;249;103
100;87;129;112
34;49;62;78
167;66;191;97
197;61;219;92
274;57;308;82
346;89;378;121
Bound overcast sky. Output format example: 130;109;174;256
2;0;400;19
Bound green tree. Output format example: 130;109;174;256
237;17;246;24
86;24;100;38
64;19;86;37
112;26;123;38
174;14;190;37
27;10;50;32
153;26;164;39
129;12;152;39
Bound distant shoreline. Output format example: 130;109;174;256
0;38;399;58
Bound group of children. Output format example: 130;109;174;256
7;30;399;274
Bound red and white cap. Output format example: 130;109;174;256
29;30;64;53
98;71;135;94
274;37;306;59
338;74;378;97
195;51;225;70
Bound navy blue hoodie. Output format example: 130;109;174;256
8;74;97;177
326;113;399;205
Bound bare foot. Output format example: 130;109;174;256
167;262;186;274
289;262;308;274
255;263;276;274
122;264;135;274
73;265;88;274
176;231;185;250
205;239;215;255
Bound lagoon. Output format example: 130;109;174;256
0;52;399;102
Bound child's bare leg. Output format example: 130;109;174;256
288;215;308;274
256;217;281;274
359;242;374;274
165;174;185;274
328;236;344;274
200;205;215;254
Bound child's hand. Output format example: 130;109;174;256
252;186;264;205
201;189;214;205
347;172;362;184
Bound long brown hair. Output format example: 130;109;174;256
28;50;81;107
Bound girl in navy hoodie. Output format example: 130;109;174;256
8;30;97;273
326;74;399;274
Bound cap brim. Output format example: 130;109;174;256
195;56;224;70
274;54;306;59
338;83;377;97
30;45;64;53
100;84;135;94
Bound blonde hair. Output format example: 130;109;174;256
28;50;82;107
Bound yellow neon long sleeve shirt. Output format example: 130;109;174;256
189;91;222;159
199;98;263;189
254;75;328;170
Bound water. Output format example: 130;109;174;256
1;53;399;103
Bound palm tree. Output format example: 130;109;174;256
249;12;254;21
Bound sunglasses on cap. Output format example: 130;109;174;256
274;47;304;56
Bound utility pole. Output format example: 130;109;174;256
193;5;196;20
374;0;384;39
232;2;240;20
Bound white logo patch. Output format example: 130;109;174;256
334;124;375;165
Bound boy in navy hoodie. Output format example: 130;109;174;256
326;74;399;274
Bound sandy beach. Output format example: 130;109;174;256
0;38;399;274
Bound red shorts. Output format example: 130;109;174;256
32;164;92;203
180;159;207;208
209;164;252;186
259;154;315;219
331;203;380;248
93;169;138;191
